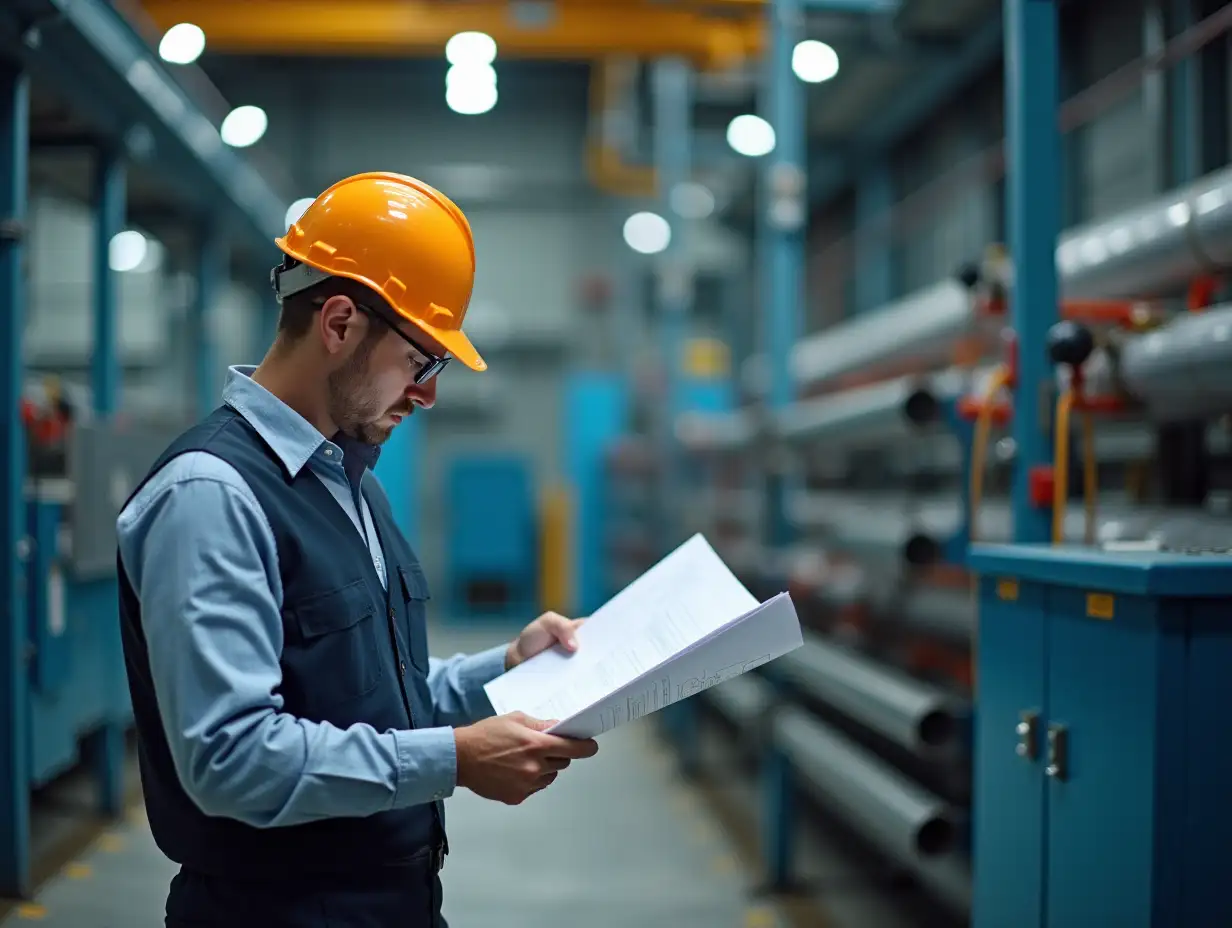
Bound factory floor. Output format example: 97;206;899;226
0;621;966;928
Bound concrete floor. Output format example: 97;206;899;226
0;621;782;927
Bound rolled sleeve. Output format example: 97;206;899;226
427;644;510;727
117;452;460;828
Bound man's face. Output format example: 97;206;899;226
326;306;442;446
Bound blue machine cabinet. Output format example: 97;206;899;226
969;543;1232;928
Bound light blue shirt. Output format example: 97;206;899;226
116;365;508;829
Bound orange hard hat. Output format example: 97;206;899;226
272;171;486;372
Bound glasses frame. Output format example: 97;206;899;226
356;302;451;385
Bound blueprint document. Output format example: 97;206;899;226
483;534;803;739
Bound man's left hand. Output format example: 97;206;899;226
505;612;586;671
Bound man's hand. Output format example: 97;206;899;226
504;611;586;671
454;712;599;805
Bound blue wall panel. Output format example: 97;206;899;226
562;372;629;616
373;413;422;550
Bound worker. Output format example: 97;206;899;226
115;172;599;928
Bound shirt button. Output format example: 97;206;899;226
400;660;406;676
388;606;396;619
323;448;333;456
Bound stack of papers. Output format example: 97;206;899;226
484;534;803;739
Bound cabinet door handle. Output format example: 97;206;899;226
1045;723;1068;781
1015;710;1040;761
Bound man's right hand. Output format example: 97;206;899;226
454;712;599;805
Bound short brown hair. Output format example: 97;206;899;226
276;274;385;343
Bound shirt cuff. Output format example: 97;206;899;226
391;727;459;808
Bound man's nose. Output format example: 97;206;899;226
407;378;438;410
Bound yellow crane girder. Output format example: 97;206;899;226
139;0;765;68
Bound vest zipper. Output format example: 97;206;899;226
384;601;450;862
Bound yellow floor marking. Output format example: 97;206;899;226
65;863;92;879
743;906;777;928
15;903;47;920
98;834;125;852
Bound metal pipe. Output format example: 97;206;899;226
676;410;757;452
774;633;966;753
701;674;776;737
787;278;983;392
774;705;958;861
1060;163;1232;301
1112;302;1232;421
772;374;942;447
897;586;975;644
741;161;1232;403
792;491;1232;562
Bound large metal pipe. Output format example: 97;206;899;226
738;164;1232;402
774;705;958;862
787;278;984;393
792;492;1232;562
1111;302;1232;422
1060;163;1232;301
774;633;967;753
773;374;945;448
675;409;757;453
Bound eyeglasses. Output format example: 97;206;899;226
357;303;451;385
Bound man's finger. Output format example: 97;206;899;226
544;614;579;651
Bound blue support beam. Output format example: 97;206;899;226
853;161;894;315
195;228;227;418
0;59;30;900
808;13;1004;208
92;147;124;418
652;57;693;528
760;0;806;548
1005;0;1061;545
3;0;287;256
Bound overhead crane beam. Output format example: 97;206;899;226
139;1;764;67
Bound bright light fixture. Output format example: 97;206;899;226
726;114;776;157
623;212;671;255
445;31;498;67
792;40;840;83
446;64;498;115
158;22;205;65
109;230;148;273
671;182;716;220
285;197;316;230
220;105;268;148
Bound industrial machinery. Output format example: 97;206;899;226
663;150;1232;924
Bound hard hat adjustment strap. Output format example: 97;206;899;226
270;259;334;302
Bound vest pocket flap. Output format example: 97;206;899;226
398;565;431;602
287;579;376;639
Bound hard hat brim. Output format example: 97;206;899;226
404;313;488;373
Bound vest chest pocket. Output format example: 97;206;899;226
397;565;432;674
283;579;383;707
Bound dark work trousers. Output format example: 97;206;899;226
164;853;448;928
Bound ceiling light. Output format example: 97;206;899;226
445;64;498;115
220;105;268;148
445;31;498;67
793;40;840;83
158;23;205;65
285;198;316;230
726;114;776;157
109;230;147;273
623;212;671;255
670;182;716;220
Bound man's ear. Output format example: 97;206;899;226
317;295;361;354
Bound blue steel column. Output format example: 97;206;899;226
88;145;127;818
92;148;124;416
1005;0;1060;544
194;227;226;418
0;60;30;898
759;0;806;891
652;57;701;776
853;161;893;315
760;0;805;546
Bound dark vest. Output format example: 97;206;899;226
117;405;445;880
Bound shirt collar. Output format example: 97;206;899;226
221;365;381;479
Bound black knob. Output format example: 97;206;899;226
1046;320;1095;368
955;262;981;289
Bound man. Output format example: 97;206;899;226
115;171;598;927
